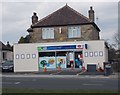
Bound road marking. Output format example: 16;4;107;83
82;83;103;86
14;82;20;84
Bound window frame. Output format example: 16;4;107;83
84;52;88;57
99;51;103;57
94;51;98;57
26;54;30;59
68;26;81;38
16;54;19;59
42;28;54;39
21;54;25;59
32;54;36;59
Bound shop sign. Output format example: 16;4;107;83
38;44;87;51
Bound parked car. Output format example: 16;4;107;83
2;60;14;72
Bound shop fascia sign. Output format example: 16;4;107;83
37;44;87;51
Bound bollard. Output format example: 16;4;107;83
70;64;74;70
43;65;47;72
58;66;61;72
82;66;85;71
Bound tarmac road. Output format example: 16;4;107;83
2;74;118;92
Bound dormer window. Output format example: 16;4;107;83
68;26;81;38
42;28;54;39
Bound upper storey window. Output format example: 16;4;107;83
42;28;54;39
68;26;81;38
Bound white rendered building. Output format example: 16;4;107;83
14;40;108;72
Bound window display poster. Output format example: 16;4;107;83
69;52;74;61
56;56;66;68
39;57;56;68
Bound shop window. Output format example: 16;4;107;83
68;26;81;38
32;54;36;59
56;51;67;69
42;28;54;39
39;52;56;68
26;54;30;59
21;54;25;59
16;54;19;59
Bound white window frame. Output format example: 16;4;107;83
99;51;103;57
94;51;98;57
21;54;25;59
84;52;88;57
89;52;93;57
16;54;19;59
32;54;36;59
68;26;81;38
42;28;54;39
26;54;30;59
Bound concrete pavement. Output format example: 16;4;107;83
1;73;118;79
1;68;118;79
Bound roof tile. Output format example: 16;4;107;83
32;5;91;27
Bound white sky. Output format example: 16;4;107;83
0;0;119;47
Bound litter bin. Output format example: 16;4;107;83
104;64;112;76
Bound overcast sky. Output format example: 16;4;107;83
0;0;119;47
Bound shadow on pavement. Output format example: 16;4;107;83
80;71;105;75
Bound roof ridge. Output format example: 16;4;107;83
66;5;91;22
32;5;91;27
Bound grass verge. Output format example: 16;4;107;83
2;88;119;93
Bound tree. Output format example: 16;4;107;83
18;35;31;43
18;36;25;43
113;32;120;72
24;35;30;43
114;32;120;49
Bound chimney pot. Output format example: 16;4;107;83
32;12;38;24
88;6;94;22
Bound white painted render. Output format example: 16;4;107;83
14;40;108;72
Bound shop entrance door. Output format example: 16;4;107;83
66;51;74;68
74;51;83;68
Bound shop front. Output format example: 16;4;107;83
14;40;108;72
38;44;87;69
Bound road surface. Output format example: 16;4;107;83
2;74;118;92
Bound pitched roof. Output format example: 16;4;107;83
31;5;100;31
0;41;12;51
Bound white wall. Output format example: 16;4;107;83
83;41;108;69
14;40;108;72
14;44;39;72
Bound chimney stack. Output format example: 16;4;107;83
88;6;94;22
32;12;38;24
